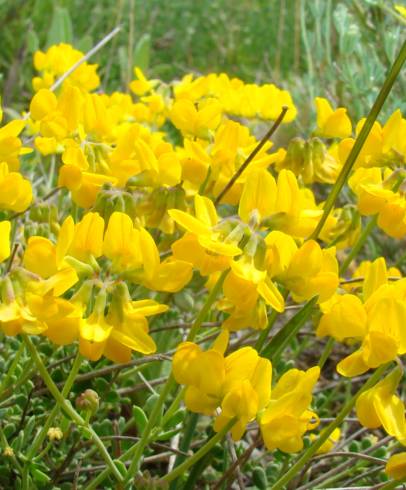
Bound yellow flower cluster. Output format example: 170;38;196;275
1;41;406;469
173;331;319;451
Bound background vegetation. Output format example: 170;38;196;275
0;0;405;124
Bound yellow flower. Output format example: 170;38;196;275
105;298;168;363
47;427;63;442
103;212;192;292
67;212;104;262
129;67;155;96
315;97;352;138
0;119;31;171
32;43;99;92
169;194;242;258
317;294;367;341
225;257;285;313
25;292;81;345
0;163;32;213
386;452;406;481
173;332;273;440
339;284;406;376
170;98;223;138
172;233;231;276
356;368;406;444
340;111;406;168
276;241;339;303
240;168;329;239
395;5;406;18
259;366;320;453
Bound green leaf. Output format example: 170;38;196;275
46;6;73;47
133;34;151;71
163;408;185;429
261;298;317;361
144;393;160;417
77;34;93;53
114;459;127;477
27;30;40;54
155;427;181;441
132;405;148;434
31;466;51;483
252;466;267;489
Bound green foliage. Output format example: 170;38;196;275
0;0;404;122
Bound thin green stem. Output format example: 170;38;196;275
318;337;334;369
162;418;236;483
187;269;228;341
22;335;124;484
27;351;83;461
271;363;389;489
301;0;315;102
161;386;186;428
310;40;406;240
340;216;377;274
0;425;23;473
169;412;199;489
261;297;317;361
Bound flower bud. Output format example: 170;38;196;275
277;137;305;175
64;256;94;277
47;427;63;442
3;447;14;458
76;389;100;414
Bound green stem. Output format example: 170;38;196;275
22;466;29;490
161;386;186;428
301;0;314;102
187;269;228;341
318;337;334;369
310;40;406;240
271;363;389;490
27;351;83;461
22;335;124;484
169;412;199;489
0;424;23;473
261;297;317;361
162;418;236;483
340;216;377;275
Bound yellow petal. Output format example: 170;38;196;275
0;221;11;263
257;278;285;312
194;194;218;228
147;259;193;292
23;236;57;278
337;349;369;377
110;318;156;355
168;208;211;236
386;452;406;481
30;89;58;120
238;168;277;222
